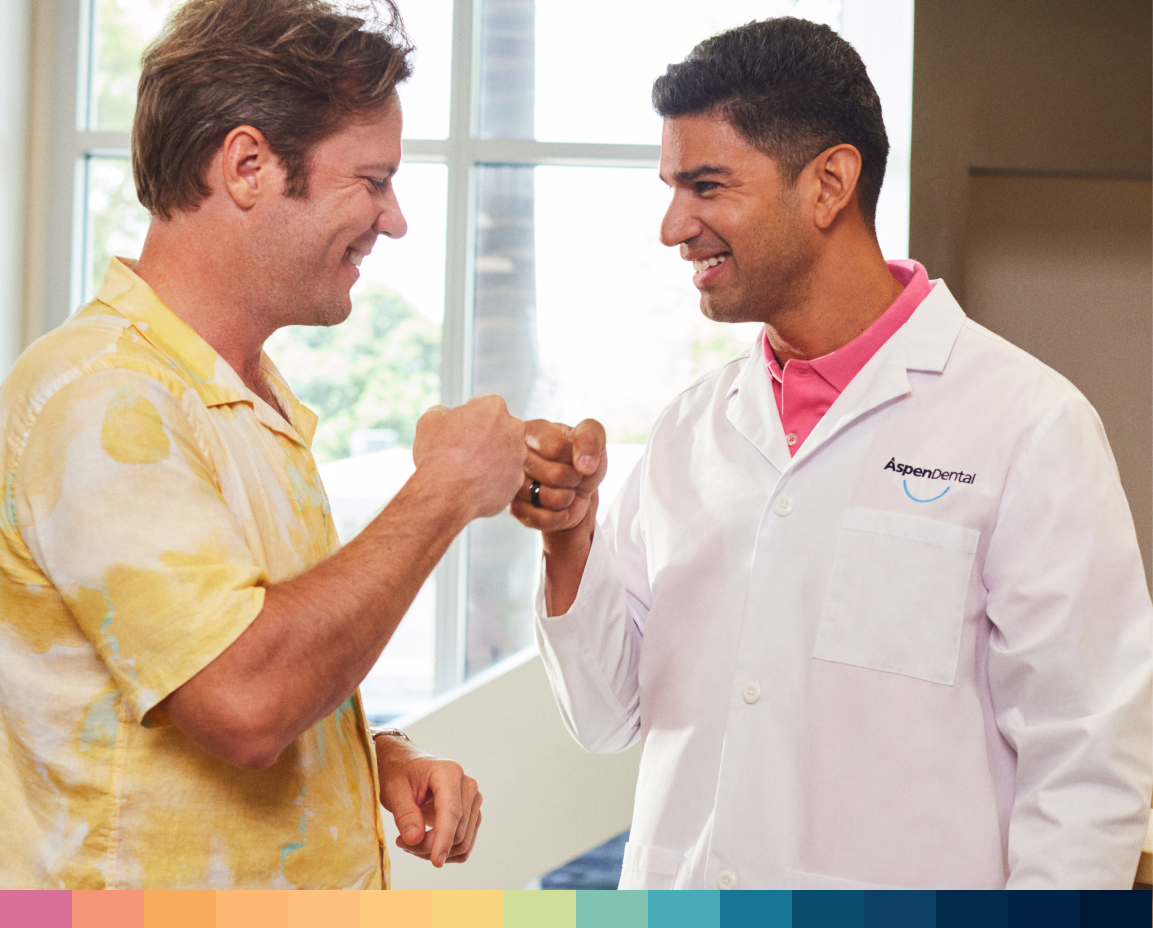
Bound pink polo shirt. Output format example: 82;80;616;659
764;259;934;455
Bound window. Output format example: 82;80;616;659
42;0;913;720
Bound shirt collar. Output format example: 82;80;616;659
762;259;935;391
91;258;318;447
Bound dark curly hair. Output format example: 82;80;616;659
133;0;413;220
652;18;888;233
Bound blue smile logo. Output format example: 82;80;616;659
903;480;950;503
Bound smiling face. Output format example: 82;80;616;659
253;96;407;330
659;112;816;326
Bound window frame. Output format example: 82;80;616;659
410;0;661;694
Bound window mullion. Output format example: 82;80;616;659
469;138;660;167
433;0;479;696
399;140;449;161
40;0;85;334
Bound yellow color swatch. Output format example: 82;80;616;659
431;890;503;928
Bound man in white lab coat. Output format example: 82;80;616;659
511;18;1152;890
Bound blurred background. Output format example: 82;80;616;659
0;0;1146;890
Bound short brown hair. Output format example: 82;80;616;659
133;0;413;220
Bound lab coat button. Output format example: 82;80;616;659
773;495;794;516
742;681;761;704
716;870;738;890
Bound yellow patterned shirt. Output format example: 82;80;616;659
0;259;389;889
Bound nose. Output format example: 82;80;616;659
659;188;699;248
374;185;407;240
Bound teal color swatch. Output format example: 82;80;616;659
648;890;720;928
576;889;648;927
721;890;792;926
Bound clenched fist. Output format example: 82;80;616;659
511;418;607;536
413;396;526;520
511;418;607;616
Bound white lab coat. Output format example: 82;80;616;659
535;281;1152;890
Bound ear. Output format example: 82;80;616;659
220;125;281;210
810;144;863;231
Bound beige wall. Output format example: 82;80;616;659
910;0;1152;287
387;649;641;889
910;0;1153;582
964;175;1152;583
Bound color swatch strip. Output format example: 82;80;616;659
1;889;1147;927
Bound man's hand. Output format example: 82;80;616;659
413;395;526;521
511;419;607;535
375;733;482;868
511;419;607;615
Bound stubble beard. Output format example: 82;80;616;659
699;245;816;328
304;284;355;328
274;245;357;330
698;186;816;326
259;191;356;330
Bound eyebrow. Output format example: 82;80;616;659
662;164;734;185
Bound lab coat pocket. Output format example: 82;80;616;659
619;841;682;890
814;508;979;685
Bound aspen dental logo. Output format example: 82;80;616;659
884;457;976;503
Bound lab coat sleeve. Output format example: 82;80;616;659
983;393;1153;889
535;458;651;754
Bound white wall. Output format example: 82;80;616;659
387;648;641;889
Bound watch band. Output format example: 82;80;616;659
368;725;412;744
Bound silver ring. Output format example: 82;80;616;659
529;480;542;508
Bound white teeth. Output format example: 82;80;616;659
344;248;362;267
692;255;728;272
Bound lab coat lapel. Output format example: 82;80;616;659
724;345;792;473
721;284;965;470
787;281;968;467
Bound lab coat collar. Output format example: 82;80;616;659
724;279;966;471
891;279;966;374
725;339;793;474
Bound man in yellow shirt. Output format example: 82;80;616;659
0;0;523;888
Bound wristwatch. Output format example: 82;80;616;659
368;725;412;744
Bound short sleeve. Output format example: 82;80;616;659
15;367;267;723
